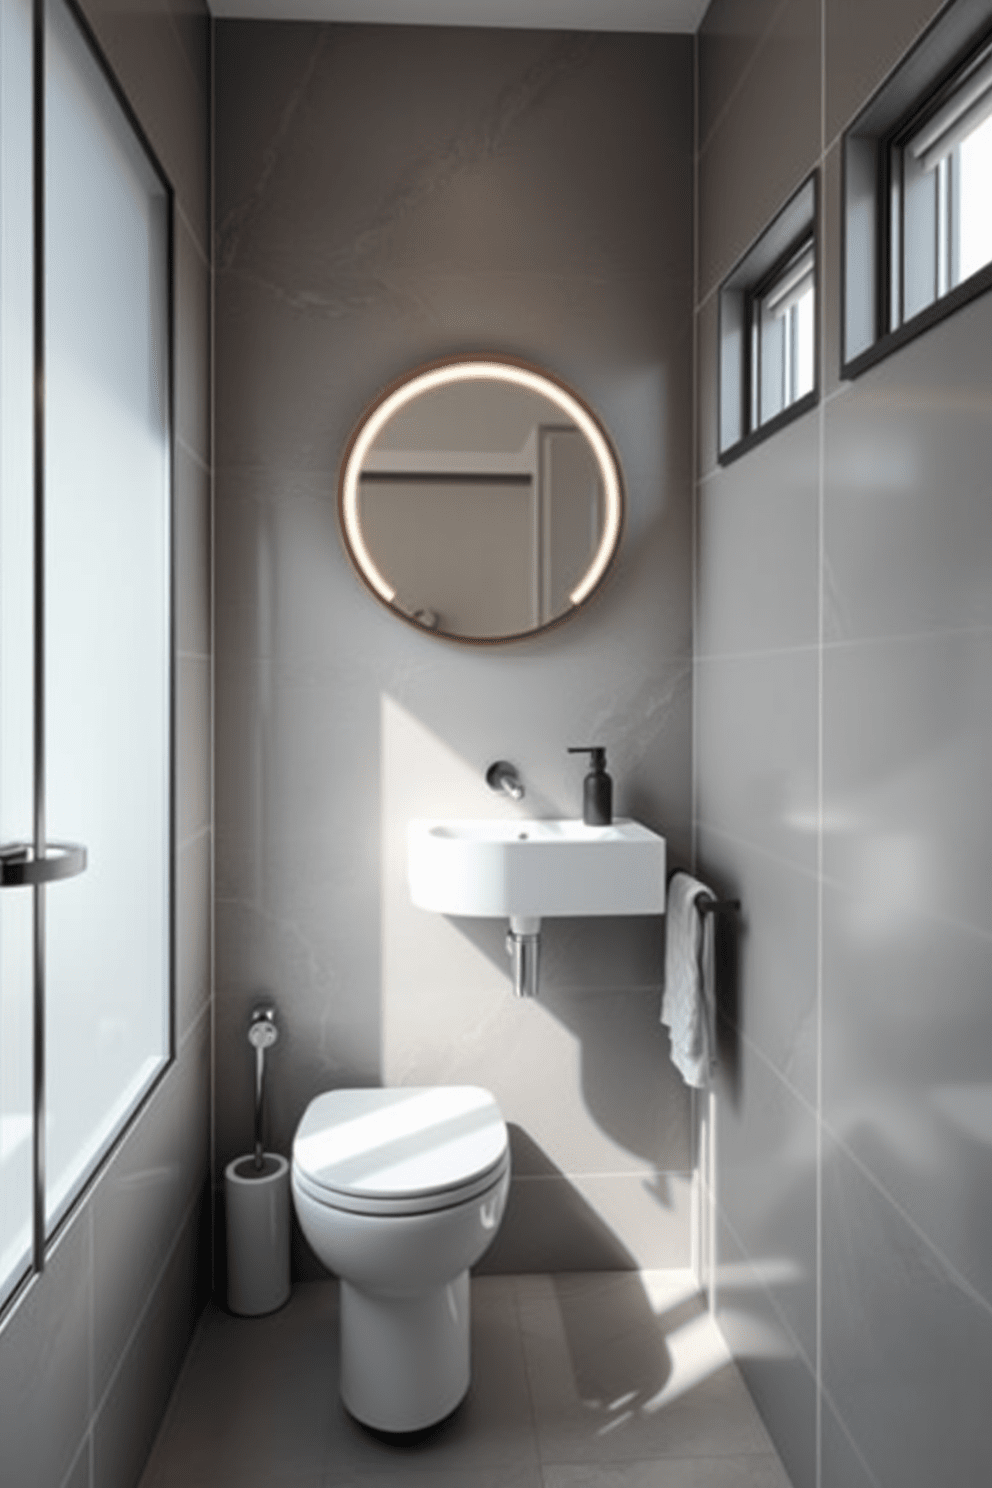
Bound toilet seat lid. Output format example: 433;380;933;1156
293;1086;508;1204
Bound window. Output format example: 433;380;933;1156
844;2;992;374
1;0;172;1310
718;174;818;464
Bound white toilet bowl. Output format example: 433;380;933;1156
291;1085;510;1432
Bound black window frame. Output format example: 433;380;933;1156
717;172;819;467
842;0;992;380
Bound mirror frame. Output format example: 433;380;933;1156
337;354;625;644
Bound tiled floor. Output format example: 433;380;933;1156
139;1271;793;1488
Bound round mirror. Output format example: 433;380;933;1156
339;356;624;643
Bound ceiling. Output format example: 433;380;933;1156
205;0;711;33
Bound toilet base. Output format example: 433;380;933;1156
339;1270;471;1432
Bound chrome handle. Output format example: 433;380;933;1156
0;841;87;887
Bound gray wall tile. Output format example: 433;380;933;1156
92;1018;209;1401
695;649;819;873
177;654;212;846
77;0;209;256
175;442;211;659
697;4;992;1484
0;1214;92;1488
698;0;821;301
822;1134;992;1488
698;825;818;1104
712;1041;817;1364
714;1217;817;1488
696;415;819;659
93;1208;202;1488
214;21;694;1271
698;0;789;151
824;296;992;645
176;830;212;1041
824;0;945;144
175;222;211;470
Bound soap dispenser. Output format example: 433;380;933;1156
568;746;613;826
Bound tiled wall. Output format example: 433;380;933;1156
695;2;992;1485
0;3;212;1487
213;21;695;1274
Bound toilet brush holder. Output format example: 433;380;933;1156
225;1003;290;1316
225;1151;291;1315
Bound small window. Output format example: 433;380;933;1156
844;4;992;375
718;175;818;464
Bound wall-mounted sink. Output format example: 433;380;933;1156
407;818;666;921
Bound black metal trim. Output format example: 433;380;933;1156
717;388;819;468
843;257;992;380
717;171;820;467
32;0;46;1283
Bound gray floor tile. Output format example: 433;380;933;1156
139;1272;792;1488
516;1272;775;1465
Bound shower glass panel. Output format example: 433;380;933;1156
0;0;35;1307
43;0;171;1232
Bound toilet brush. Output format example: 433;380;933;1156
224;1004;291;1315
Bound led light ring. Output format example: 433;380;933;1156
339;357;624;623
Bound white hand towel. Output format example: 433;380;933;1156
661;872;717;1089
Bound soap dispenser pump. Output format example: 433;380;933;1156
568;746;613;827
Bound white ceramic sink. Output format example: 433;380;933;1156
407;818;666;920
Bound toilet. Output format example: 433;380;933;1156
291;1084;510;1432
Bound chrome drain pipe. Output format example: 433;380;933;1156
506;916;541;998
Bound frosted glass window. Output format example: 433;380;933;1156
0;0;35;1308
43;0;171;1232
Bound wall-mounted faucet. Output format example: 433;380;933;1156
485;760;524;801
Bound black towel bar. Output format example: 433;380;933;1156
698;897;741;916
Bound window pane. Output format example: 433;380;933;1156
755;244;814;428
43;0;170;1230
956;111;992;283
0;0;35;1307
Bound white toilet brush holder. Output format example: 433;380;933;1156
225;1151;291;1315
225;1003;290;1316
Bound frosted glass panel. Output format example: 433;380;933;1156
0;0;35;1307
44;0;170;1229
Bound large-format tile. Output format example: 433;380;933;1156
696;414;819;659
518;1271;772;1465
825;0;945;143
698;0;788;151
176;829;211;1042
543;1456;792;1488
175;439;211;659
822;879;992;1308
822;1133;992;1488
695;650;819;875
696;288;720;482
60;1441;92;1488
824;293;992;644
822;631;992;937
216;25;691;288
480;1172;692;1275
697;826;818;1104
714;1220;816;1488
712;1040;817;1364
141;1278;538;1487
92;1016;209;1400
93;1207;202;1488
819;1398;879;1488
0;1212;92;1488
698;0;821;300
177;654;211;846
76;0;209;253
175;221;210;469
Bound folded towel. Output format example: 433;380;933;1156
661;872;717;1089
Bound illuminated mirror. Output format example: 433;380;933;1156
339;357;624;643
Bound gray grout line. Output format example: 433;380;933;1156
815;12;827;1485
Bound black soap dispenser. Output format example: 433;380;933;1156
568;746;613;826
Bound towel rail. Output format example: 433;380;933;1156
697;897;741;916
